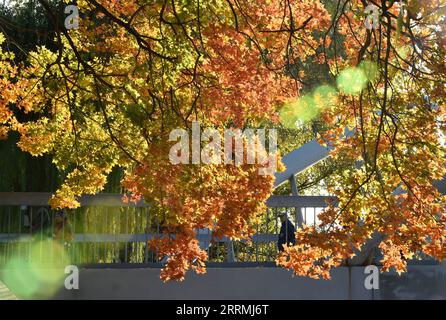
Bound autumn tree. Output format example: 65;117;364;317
0;0;67;192
278;0;446;278
0;0;445;281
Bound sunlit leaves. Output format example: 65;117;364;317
0;33;18;140
277;0;446;280
3;0;446;282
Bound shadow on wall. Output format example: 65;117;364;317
380;267;446;300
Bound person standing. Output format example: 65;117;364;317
278;212;296;252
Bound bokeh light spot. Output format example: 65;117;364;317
313;85;338;110
280;95;319;128
337;67;368;94
359;61;378;82
2;239;69;299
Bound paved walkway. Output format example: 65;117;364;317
0;280;18;300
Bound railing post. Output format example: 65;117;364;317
144;207;150;263
289;175;304;228
226;240;235;262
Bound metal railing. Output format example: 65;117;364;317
0;193;334;266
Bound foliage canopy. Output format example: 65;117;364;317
0;0;445;281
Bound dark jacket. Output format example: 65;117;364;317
278;219;296;252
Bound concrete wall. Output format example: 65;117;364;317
54;267;355;300
50;264;446;300
3;264;446;300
